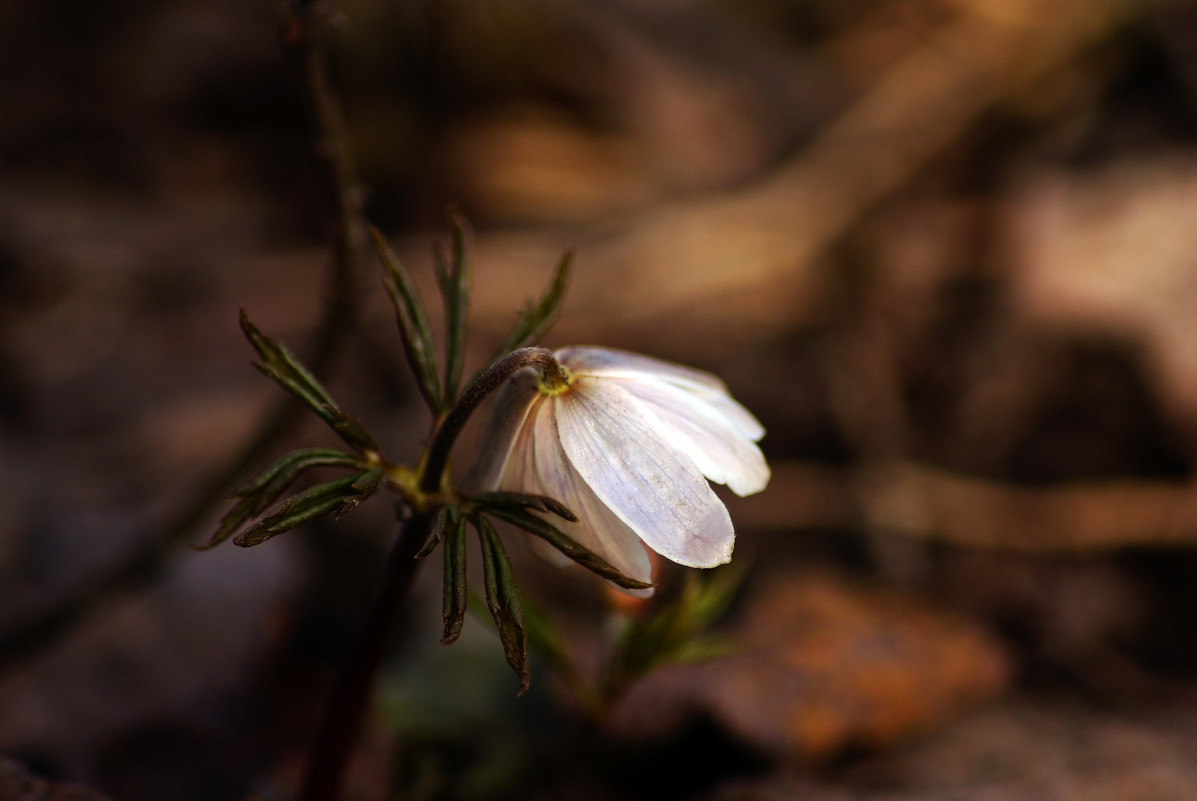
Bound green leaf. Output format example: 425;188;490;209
671;633;738;665
415;504;450;559
473;515;530;694
335;467;385;519
485;508;653;591
605;568;745;697
370;226;443;414
328;407;381;455
233;472;374;548
435;214;472;405
440;509;469;645
485;249;571;366
685;561;747;627
231;448;362;499
240;311;380;454
470;491;577;522
240;310;336;417
201;448;365;549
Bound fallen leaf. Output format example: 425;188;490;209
610;571;1010;760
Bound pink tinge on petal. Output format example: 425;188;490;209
500;404;574;570
464;368;541;492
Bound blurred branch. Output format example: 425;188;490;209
578;0;1134;329
0;0;365;669
284;0;363;360
297;510;431;801
733;460;1197;553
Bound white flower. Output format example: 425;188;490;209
469;346;769;590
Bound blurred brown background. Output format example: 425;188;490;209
4;0;1197;799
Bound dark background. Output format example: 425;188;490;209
4;1;1197;799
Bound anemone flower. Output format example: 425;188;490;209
469;346;769;591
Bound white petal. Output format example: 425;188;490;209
558;346;727;391
464;368;540;492
499;398;653;588
529;406;653;587
691;392;765;442
559;346;765;441
611;376;770;496
553;377;735;568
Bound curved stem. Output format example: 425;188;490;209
419;347;564;495
296;511;432;801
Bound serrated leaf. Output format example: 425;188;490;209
240;310;337;423
240;311;381;454
470;491;577;522
229;447;363;500
328;407;380;455
440;509;469;645
485;249;571;367
370;226;443;414
233;472;367;548
435;214;471;405
201;448;365;549
250;361;336;425
485;508;653;591
474;515;529;694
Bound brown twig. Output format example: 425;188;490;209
297;511;431;801
0;0;364;670
730;460;1197;553
559;0;1134;334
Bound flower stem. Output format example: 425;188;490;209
296;510;432;801
297;348;563;800
419;347;564;494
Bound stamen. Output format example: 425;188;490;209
538;365;573;396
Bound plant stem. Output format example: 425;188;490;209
293;320;559;801
296;511;432;801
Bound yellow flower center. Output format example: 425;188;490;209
537;365;574;396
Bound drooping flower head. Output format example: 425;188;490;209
469;347;769;591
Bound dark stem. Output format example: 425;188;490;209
295;348;562;797
284;0;362;365
296;511;432;801
419;347;564;494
